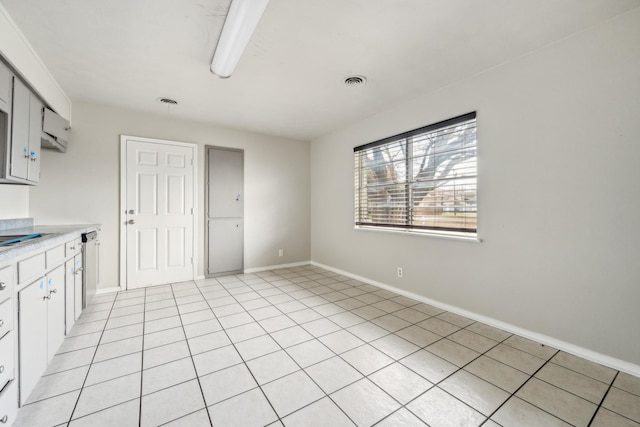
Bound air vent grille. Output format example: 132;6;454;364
344;75;367;86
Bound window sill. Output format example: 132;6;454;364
354;225;481;243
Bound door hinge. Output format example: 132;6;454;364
190;158;193;166
190;257;194;264
191;208;194;215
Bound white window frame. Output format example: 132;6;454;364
354;112;479;241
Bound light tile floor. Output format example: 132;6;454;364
14;265;640;427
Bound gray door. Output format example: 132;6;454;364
207;147;243;276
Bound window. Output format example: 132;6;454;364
354;112;477;237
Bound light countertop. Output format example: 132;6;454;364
0;224;99;263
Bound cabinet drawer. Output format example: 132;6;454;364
17;253;45;284
0;380;17;426
0;267;12;305
46;245;65;268
0;331;14;389
0;300;13;340
65;239;81;257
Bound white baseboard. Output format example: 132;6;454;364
195;275;205;280
311;261;640;377
244;261;312;274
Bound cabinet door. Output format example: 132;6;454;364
74;255;83;321
65;259;75;334
10;78;29;180
18;277;48;405
46;265;65;361
27;94;42;183
0;61;11;110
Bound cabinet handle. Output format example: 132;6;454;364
0;414;7;423
0;365;4;374
0;282;5;291
0;319;3;327
50;289;57;295
43;295;51;300
75;267;83;275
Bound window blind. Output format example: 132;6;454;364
354;112;477;234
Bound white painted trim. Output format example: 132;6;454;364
119;135;199;290
311;261;640;377
0;4;71;120
195;275;205;281
244;261;311;274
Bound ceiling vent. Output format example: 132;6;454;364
344;75;367;87
157;98;178;105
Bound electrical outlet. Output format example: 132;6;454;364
397;267;403;278
278;249;284;257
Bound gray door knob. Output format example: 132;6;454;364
128;219;136;225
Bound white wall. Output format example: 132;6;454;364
0;4;71;120
29;101;310;290
311;9;640;366
0;185;28;219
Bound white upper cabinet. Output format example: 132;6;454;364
2;73;43;184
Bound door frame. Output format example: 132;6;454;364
205;145;244;278
119;135;199;290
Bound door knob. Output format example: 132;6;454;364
0;282;5;291
128;219;136;224
128;209;135;215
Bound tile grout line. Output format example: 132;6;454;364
137;287;147;427
586;370;618;427
479;349;562;426
190;277;283;426
167;281;214;427
64;293;119;424
222;274;360;426
376;321;515;425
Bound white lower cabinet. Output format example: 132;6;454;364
64;239;82;332
18;265;65;405
0;265;15;426
73;255;82;322
0;381;17;426
64;258;75;334
46;266;65;361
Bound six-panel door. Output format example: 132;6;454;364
125;139;194;288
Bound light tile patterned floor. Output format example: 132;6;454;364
14;265;640;426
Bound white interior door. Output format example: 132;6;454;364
123;137;195;289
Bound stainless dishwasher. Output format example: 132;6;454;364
81;231;99;307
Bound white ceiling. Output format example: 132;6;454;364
1;0;638;141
